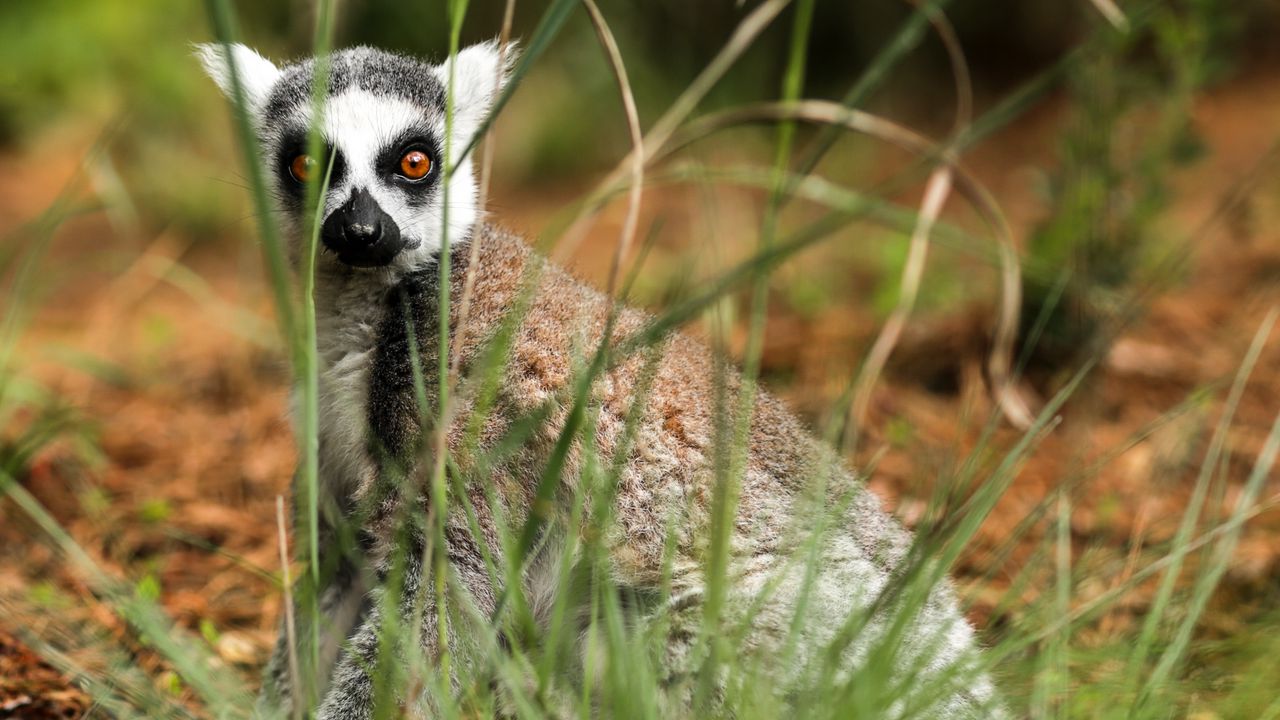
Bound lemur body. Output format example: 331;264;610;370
198;43;1001;718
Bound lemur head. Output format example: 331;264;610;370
196;43;512;272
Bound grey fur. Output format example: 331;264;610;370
197;42;1004;719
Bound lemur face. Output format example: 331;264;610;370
198;43;509;272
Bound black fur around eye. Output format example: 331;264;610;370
277;138;343;191
377;132;441;188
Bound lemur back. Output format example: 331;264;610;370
197;42;1003;719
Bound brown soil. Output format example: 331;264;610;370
0;630;88;719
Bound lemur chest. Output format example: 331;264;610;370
310;276;395;503
309;268;441;505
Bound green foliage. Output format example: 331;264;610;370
0;0;292;239
26;581;72;611
0;0;194;142
137;497;172;525
1020;0;1239;375
871;229;967;318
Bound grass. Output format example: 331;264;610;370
2;0;1280;718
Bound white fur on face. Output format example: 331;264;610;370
287;90;480;273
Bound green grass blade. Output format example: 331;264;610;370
202;0;296;352
2;472;252;716
1123;309;1276;701
1135;308;1279;709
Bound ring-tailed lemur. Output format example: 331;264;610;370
197;41;1003;719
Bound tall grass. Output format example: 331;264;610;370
3;1;1279;718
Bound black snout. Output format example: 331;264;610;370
321;189;404;267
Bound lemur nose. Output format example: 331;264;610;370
320;188;405;268
345;220;381;246
337;190;385;247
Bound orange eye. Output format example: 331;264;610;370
399;150;432;180
289;154;316;183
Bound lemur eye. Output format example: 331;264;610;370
289;154;316;183
398;150;432;180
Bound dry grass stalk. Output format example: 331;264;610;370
580;0;644;300
275;495;302;720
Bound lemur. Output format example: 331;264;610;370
197;41;1002;719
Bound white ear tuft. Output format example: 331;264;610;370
194;42;281;110
438;40;520;134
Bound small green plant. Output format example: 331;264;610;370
1020;0;1228;379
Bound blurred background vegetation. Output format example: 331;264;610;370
4;0;1278;359
2;0;1273;229
4;0;1280;716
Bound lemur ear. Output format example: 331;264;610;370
436;40;520;134
194;43;282;110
